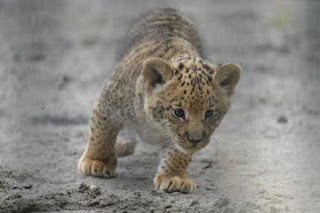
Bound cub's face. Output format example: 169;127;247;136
142;55;241;153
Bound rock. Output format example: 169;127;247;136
88;185;101;197
78;182;90;193
23;184;33;189
164;204;172;209
277;115;288;123
78;182;100;196
189;200;199;207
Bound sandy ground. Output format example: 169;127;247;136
0;0;320;212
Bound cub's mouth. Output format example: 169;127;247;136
174;135;209;152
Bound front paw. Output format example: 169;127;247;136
78;155;117;178
154;174;196;193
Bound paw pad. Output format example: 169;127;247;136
154;175;196;193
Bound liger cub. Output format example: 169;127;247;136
78;9;241;193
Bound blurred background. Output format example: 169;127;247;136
0;0;319;212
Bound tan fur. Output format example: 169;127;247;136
78;9;241;193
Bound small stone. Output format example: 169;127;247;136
23;184;33;189
189;200;199;207
164;204;172;209
89;185;101;196
88;200;100;206
277;115;288;123
202;162;213;169
45;194;54;199
78;182;90;192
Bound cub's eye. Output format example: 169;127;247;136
205;110;214;119
174;108;185;118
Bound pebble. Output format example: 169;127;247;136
164;204;172;209
78;182;101;196
23;184;33;189
189;200;199;207
88;185;101;196
78;182;90;192
277;115;288;123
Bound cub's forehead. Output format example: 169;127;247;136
170;54;217;75
167;55;218;109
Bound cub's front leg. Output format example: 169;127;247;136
78;101;122;178
154;146;196;193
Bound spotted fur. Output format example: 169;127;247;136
78;9;241;193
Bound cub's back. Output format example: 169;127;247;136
117;8;204;61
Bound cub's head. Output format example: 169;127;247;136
142;54;241;153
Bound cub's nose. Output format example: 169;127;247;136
186;136;202;144
184;130;205;144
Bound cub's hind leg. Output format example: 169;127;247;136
78;104;122;178
115;133;136;157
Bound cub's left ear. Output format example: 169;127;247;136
214;63;241;97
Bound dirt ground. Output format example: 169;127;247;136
0;0;320;212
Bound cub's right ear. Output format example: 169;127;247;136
142;57;173;90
